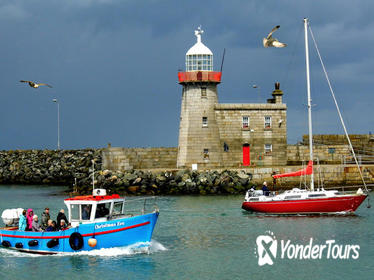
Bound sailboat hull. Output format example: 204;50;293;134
242;194;367;214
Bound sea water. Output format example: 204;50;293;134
0;185;373;280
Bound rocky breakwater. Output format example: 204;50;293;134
0;149;101;185
75;169;254;195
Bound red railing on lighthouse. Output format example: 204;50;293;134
178;71;222;83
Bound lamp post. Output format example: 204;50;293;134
52;99;60;150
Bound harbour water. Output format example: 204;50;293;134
0;185;373;280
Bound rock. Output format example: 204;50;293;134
123;173;137;182
133;177;142;184
102;170;112;177
128;186;140;193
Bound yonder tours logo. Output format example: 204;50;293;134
255;231;360;266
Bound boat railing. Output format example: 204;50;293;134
323;185;372;194
123;196;159;216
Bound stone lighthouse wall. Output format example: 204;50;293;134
177;83;222;168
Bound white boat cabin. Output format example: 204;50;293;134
64;189;125;227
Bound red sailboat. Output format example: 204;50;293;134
242;19;369;214
242;160;367;214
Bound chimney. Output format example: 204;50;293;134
271;82;283;104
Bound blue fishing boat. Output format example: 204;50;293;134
0;189;159;254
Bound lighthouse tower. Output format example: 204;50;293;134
177;27;222;168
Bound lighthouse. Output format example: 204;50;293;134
177;27;223;168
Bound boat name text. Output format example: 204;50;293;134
95;221;125;229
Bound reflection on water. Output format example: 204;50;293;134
0;185;373;280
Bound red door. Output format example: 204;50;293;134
243;144;250;166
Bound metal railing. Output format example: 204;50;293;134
122;197;159;216
342;155;374;165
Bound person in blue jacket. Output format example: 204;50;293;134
262;182;270;196
18;209;27;231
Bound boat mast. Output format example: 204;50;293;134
304;18;314;191
92;160;95;191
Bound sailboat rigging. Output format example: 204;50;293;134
242;18;369;214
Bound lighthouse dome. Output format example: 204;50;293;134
185;27;213;72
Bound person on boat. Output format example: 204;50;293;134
31;215;42;232
56;209;68;230
45;220;56;232
41;207;50;230
18;209;27;231
82;205;91;220
26;209;34;231
272;171;277;191
59;219;68;231
262;182;270;196
95;204;109;218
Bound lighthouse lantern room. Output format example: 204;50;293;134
178;27;221;83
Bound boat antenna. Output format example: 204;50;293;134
220;48;226;74
304;18;314;191
308;22;371;207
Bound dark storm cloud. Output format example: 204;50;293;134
0;0;373;150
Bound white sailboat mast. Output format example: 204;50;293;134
304;18;314;191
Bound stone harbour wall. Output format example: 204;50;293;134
287;144;351;165
303;134;374;148
0;149;102;185
102;147;178;171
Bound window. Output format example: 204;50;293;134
202;117;208;127
203;149;209;159
264;116;272;129
113;202;123;215
308;194;326;198
81;204;92;220
328;148;336;154
265;144;272;155
95;202;111;218
186;54;213;72
242;116;249;129
223;142;229;152
285;195;301;200
201;87;207;97
70;204;80;221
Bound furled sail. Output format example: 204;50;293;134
272;160;313;179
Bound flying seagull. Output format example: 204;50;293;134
20;80;53;88
263;25;287;48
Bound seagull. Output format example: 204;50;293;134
263;25;287;48
20;80;53;88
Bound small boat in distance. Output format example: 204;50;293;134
0;188;159;254
242;18;369;215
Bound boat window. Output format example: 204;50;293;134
308;194;326;198
113;202;123;215
81;204;92;220
95;202;111;218
70;204;80;220
285;195;301;199
249;197;259;201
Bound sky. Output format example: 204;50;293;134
1;0;373;150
